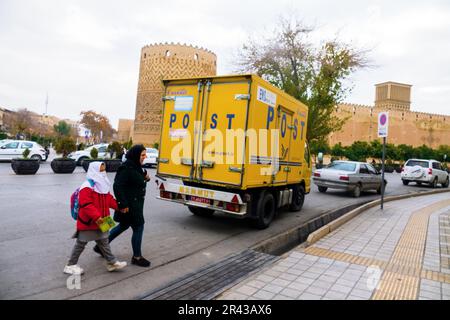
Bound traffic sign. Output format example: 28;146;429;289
378;112;389;138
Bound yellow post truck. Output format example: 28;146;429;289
156;74;311;229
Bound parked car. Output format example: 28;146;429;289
143;147;158;168
0;140;47;161
68;143;109;165
313;161;387;198
0;139;13;146
401;159;449;188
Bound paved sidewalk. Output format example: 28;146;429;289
217;193;450;300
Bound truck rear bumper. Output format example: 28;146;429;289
156;181;248;216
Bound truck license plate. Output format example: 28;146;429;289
190;196;212;205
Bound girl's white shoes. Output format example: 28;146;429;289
64;261;126;274
64;265;85;275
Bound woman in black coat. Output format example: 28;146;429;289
94;144;151;267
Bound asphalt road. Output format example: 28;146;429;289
0;158;440;300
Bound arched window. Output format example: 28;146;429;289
165;50;171;57
194;53;199;61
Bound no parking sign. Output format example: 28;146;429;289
378;112;389;138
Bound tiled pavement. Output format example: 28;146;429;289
218;193;450;300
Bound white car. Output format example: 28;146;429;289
0;139;13;146
143;148;158;168
0;140;47;161
68;143;109;165
401;159;449;188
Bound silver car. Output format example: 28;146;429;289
313;161;387;198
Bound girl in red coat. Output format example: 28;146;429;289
64;162;127;275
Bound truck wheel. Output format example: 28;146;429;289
442;177;449;188
318;186;327;193
252;192;275;229
290;185;305;211
402;180;409;186
188;206;215;217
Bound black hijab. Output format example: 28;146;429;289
125;144;146;168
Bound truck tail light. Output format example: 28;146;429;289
159;183;165;191
231;195;239;204
428;168;433;175
339;176;349;181
160;191;172;199
225;203;240;212
314;172;321;177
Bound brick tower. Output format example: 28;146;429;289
132;43;217;146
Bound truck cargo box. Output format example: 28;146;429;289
156;74;311;228
157;74;310;189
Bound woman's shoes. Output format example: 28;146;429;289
131;256;151;267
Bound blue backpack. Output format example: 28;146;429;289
70;179;95;220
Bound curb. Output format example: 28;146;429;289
305;188;450;246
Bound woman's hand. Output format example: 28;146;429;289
96;217;104;225
120;207;129;213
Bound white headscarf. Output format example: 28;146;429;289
80;161;111;194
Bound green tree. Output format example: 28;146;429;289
107;141;123;159
53;120;72;137
370;140;383;159
397;144;415;161
309;139;330;156
345;141;372;162
331;143;347;158
90;147;99;160
236;18;369;143
414;145;436;160
436;145;450;162
123;138;133;150
54;137;77;158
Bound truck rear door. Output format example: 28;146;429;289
196;78;251;186
158;80;203;179
273;106;293;184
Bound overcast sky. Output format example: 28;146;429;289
1;0;449;129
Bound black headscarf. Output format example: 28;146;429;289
125;144;146;168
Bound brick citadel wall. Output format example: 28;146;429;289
329;103;450;148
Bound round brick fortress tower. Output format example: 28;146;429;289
132;43;217;146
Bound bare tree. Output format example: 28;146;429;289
80;110;115;143
236;17;371;142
